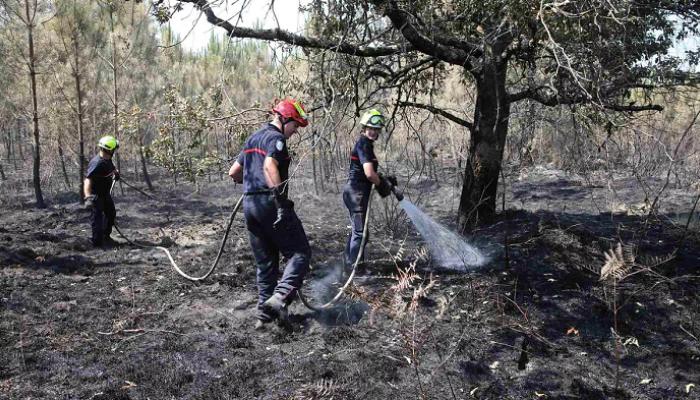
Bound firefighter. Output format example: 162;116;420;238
228;98;311;329
343;109;396;269
84;135;120;247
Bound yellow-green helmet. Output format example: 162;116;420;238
360;109;385;128
98;135;119;152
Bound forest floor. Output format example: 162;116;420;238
1;166;699;400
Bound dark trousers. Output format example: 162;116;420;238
243;195;311;322
343;182;371;266
91;194;116;246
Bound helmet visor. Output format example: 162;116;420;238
291;101;308;127
368;114;385;128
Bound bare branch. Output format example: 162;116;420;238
603;103;664;112
508;86;663;112
398;101;474;131
177;0;413;57
374;0;479;69
368;57;441;98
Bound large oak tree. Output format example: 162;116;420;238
172;0;699;229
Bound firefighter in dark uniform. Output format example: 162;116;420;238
228;98;311;329
343;109;396;268
84;135;120;247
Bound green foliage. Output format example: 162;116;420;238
206;31;222;57
151;1;182;24
152;3;171;24
117;105;142;141
147;85;217;182
0;0;280;193
300;0;700;112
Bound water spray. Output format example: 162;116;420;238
109;175;485;315
399;199;488;270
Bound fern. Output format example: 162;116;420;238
292;378;337;400
600;243;632;282
350;246;436;322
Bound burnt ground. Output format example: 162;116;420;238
1;167;699;399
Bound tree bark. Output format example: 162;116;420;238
110;8;124;195
458;57;509;230
311;129;319;195
2;121;9;161
25;0;45;208
57;137;71;189
6;121;16;170
73;32;87;202
17;117;24;164
139;146;153;190
138;132;153;191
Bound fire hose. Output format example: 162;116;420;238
111;178;244;282
110;177;404;310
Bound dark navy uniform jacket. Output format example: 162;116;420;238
237;124;309;320
86;155;117;196
348;135;378;188
237;124;290;195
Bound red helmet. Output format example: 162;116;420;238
272;98;309;127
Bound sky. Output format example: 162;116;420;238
671;36;699;70
168;0;306;52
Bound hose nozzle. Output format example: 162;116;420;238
392;186;404;202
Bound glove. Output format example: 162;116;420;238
272;186;296;230
376;174;392;198
384;174;403;201
84;194;96;208
386;175;398;188
273;199;296;230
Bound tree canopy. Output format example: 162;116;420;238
170;0;700;228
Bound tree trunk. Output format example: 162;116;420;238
17;117;24;163
58;138;71;190
2;121;9;160
312;129;319;195
133;156;138;180
0;160;5;181
26;0;46;208
138;134;153;191
6;122;16;170
73;33;87;202
458;58;509;230
110;9;124;195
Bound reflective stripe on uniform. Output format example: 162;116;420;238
244;148;268;156
350;156;376;162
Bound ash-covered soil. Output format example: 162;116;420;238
1;168;699;399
